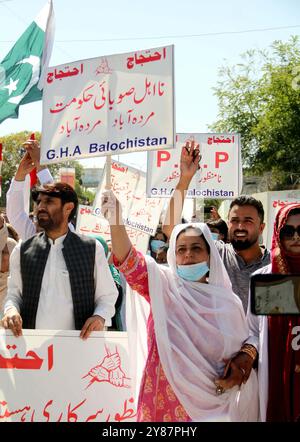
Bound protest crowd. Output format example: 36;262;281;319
0;137;299;422
0;0;299;425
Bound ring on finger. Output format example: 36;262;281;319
215;385;224;395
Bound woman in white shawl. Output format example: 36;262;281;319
102;191;258;422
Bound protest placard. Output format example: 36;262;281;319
147;133;242;198
40;46;175;164
0;329;136;422
76;204;150;254
92;160;165;239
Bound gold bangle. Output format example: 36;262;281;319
241;344;257;355
239;345;257;361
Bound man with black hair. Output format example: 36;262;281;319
214;195;270;311
2;183;118;339
216;203;300;422
6;138;75;240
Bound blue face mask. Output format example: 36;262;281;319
177;261;209;282
210;232;219;241
151;240;166;252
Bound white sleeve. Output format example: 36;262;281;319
37;168;53;185
245;280;260;350
6;179;36;241
93;241;118;326
245;311;260;350
4;242;23;313
245;265;271;349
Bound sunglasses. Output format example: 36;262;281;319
280;225;300;239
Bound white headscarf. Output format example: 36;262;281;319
144;223;258;421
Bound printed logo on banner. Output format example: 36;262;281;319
0;330;136;422
82;345;131;390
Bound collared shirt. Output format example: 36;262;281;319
215;241;271;312
4;234;118;329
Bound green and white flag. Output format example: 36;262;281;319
0;0;55;124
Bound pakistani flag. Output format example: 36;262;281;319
0;0;55;124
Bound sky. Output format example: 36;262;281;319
0;0;299;171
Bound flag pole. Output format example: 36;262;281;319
106;155;111;190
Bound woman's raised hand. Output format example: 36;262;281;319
101;190;131;263
180;140;201;182
101;190;123;226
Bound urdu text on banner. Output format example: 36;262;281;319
0;330;136;422
146;133;242;199
77;160;165;253
93;160;165;235
78;160;165;253
76;205;151;254
40;46;175;165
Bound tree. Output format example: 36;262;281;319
73;162;95;205
0;131;36;206
0;131;94;206
210;36;300;189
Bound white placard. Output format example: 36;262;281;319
0;330;136;422
92;160;165;237
76;205;150;254
41;46;175;164
147;133;241;198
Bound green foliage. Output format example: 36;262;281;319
0;130;33;206
0;131;93;206
210;36;300;189
204;199;221;210
74;180;95;205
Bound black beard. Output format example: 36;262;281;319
37;217;54;231
231;238;257;251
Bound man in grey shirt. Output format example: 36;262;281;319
215;196;270;311
162;141;270;311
